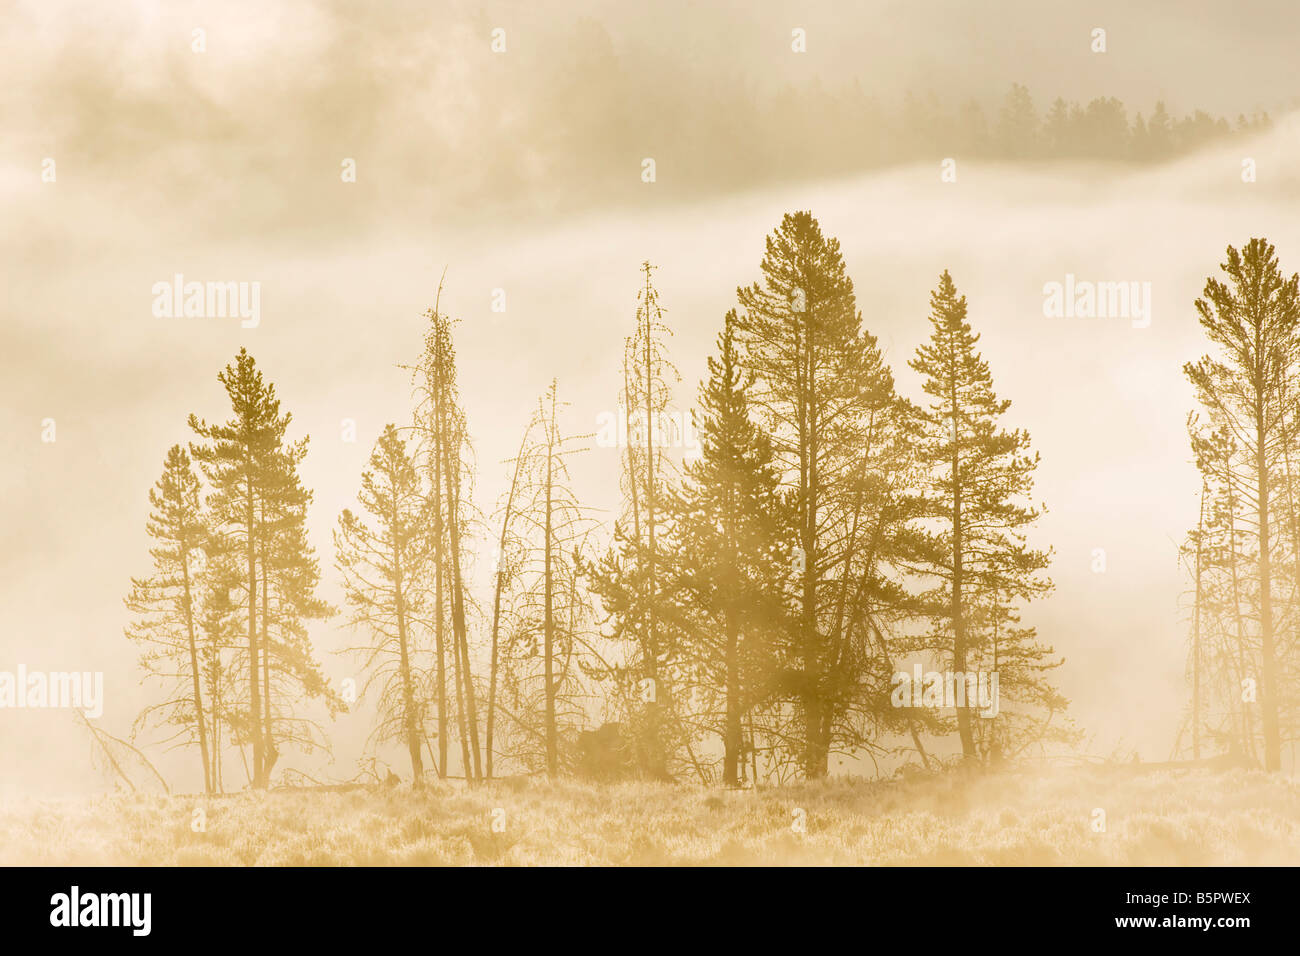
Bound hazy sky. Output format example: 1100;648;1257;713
5;0;1300;794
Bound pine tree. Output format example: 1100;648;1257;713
1042;97;1072;157
734;211;904;779
1080;97;1130;158
189;348;336;787
495;383;599;775
196;532;242;792
1188;423;1261;760
484;415;537;779
336;425;431;787
188;349;283;787
1184;238;1300;771
668;311;790;785
413;293;483;781
257;437;340;776
125;445;214;793
906;271;1059;762
1147;101;1173;157
1130;113;1149;161
1182;437;1209;761
588;262;685;777
997;83;1038;159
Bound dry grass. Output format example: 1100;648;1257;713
3;767;1297;866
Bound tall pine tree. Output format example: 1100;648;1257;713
905;271;1060;762
1184;239;1300;771
336;424;431;787
668;311;790;785
125;444;214;793
735;211;904;779
189;348;337;787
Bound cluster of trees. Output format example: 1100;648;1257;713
127;212;1074;791
693;83;1255;185
1182;238;1300;772
125;351;341;793
949;83;1266;163
582;227;1069;785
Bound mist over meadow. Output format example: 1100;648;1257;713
5;0;1300;795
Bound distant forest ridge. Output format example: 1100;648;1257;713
725;81;1273;170
473;78;1280;216
906;83;1269;158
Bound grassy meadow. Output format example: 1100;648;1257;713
3;767;1298;866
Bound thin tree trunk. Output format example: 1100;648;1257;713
392;494;423;787
950;364;975;760
1256;410;1282;771
245;469;264;788
260;524;275;783
1225;480;1257;760
722;610;741;786
543;389;558;776
180;553;212;794
431;401;449;779
451;599;472;779
439;382;482;782
1192;483;1206;760
487;427;530;780
212;674;223;793
797;293;827;779
640;271;664;776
